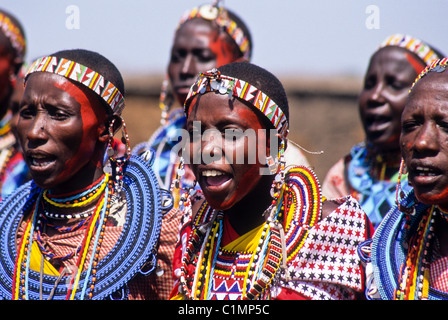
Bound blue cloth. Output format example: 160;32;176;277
347;143;411;228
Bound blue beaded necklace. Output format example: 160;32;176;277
0;155;163;300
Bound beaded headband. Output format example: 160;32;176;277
379;34;440;66
0;12;26;61
409;57;448;92
178;4;250;61
25;56;125;115
185;68;289;138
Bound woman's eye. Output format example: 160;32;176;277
389;80;407;91
19;106;35;118
224;128;244;141
363;76;376;90
401;120;419;133
50;110;70;120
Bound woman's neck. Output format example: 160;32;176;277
49;161;105;196
224;174;274;236
366;144;402;180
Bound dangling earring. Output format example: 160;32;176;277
159;75;170;126
171;153;185;191
103;120;115;176
104;116;131;200
170;152;197;207
396;158;415;215
265;155;277;175
269;138;286;204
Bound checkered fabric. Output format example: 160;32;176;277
430;256;448;293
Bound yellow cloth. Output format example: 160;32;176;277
222;223;265;252
29;241;60;276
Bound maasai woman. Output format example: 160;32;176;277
0;49;162;300
322;34;443;228
133;2;255;191
170;62;373;300
135;2;252;300
0;9;29;199
361;57;448;300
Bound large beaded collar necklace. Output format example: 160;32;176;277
0;155;162;300
371;190;448;300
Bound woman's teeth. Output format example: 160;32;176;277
415;166;437;176
31;155;53;167
202;170;225;177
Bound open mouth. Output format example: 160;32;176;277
27;153;56;170
174;85;193;95
414;166;440;177
365;114;391;132
410;163;443;187
201;169;231;187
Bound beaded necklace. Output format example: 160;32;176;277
371;190;448;300
42;174;107;208
395;205;436;300
179;166;322;300
0;155;162;300
11;174;112;300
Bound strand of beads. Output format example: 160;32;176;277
66;175;113;300
85;177;114;299
42;206;95;220
395;205;435;300
12;174;112;300
43;174;107;208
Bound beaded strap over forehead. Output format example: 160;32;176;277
379;34;440;66
0;12;26;60
25;56;125;115
410;57;448;92
185;69;289;138
178;4;250;61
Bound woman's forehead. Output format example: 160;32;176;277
188;93;264;127
24;72;107;116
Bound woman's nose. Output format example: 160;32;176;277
368;81;386;106
413;122;439;154
26;113;48;142
180;53;196;78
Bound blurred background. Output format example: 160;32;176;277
2;0;447;180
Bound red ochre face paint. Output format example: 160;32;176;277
405;52;426;75
186;93;268;211
52;79;106;183
210;32;240;67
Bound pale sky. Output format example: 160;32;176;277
2;0;447;77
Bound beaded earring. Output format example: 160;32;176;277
159;75;172;126
104;116;131;200
395;158;415;215
269;138;286;205
170;152;197;207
